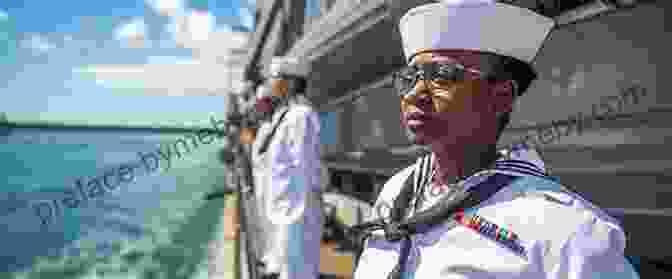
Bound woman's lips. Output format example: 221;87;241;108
406;111;429;120
407;119;426;126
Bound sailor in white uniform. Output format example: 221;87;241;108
351;1;640;279
251;83;278;270
253;56;323;279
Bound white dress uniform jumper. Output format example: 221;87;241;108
353;146;640;279
257;56;323;279
251;87;281;267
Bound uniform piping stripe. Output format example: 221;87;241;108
494;166;548;179
497;159;544;172
495;162;547;176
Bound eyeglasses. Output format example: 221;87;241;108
269;74;305;81
393;62;486;97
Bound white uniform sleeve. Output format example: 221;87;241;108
548;216;640;279
267;108;321;225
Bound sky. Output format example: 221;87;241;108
0;0;256;128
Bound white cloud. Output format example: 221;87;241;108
114;18;148;48
239;7;254;30
214;30;249;50
246;0;256;8
145;55;196;64
178;10;215;48
157;7;250;59
165;9;250;59
73;61;248;95
115;18;147;39
160;20;180;48
146;0;185;18
164;20;178;36
21;34;56;54
163;10;214;50
216;24;233;33
0;10;8;21
194;30;249;61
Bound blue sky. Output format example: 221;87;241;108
0;0;255;128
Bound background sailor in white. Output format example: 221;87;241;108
259;56;323;279
251;82;279;272
353;1;639;278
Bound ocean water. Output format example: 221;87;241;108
0;127;233;278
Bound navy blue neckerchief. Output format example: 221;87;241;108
350;173;518;279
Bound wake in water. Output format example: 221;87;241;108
1;128;232;278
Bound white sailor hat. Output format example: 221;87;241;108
234;80;255;96
398;0;555;63
255;83;272;99
268;56;310;78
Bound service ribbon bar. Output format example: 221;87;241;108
455;209;527;258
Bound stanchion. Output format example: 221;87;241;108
204;109;261;279
235;126;261;279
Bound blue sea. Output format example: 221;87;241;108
0;127;231;277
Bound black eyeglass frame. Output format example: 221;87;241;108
269;73;307;81
393;62;496;97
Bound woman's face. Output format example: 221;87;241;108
270;78;290;98
239;127;257;145
399;50;507;146
255;96;274;114
255;81;283;115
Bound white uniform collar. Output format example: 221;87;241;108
418;145;549;183
407;146;550;212
408;146;548;204
490;146;549;179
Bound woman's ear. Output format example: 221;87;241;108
490;80;516;114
